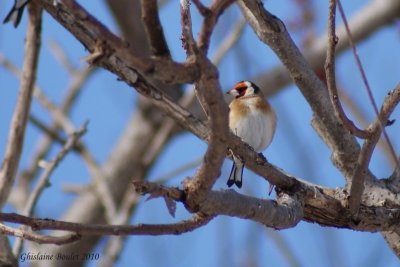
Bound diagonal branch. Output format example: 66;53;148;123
0;3;42;209
237;0;360;180
254;0;400;98
196;0;236;53
141;0;171;58
349;84;400;214
12;124;87;255
325;0;369;139
38;0;199;85
337;0;399;167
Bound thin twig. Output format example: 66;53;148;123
0;53;94;203
153;158;202;184
325;0;369;139
0;212;214;237
0;224;81;245
13;123;87;255
0;3;42;209
28;114;118;222
34;88;75;133
99;191;140;267
197;0;236;53
48;40;76;74
180;0;198;57
1;51;117;220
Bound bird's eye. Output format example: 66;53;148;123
236;86;247;96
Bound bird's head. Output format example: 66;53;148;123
227;80;261;99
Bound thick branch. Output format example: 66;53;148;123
134;180;303;229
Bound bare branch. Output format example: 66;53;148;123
0;3;42;209
349;84;400;214
255;0;400;97
180;0;198;57
33;88;75;133
48;40;77;74
237;0;360;180
197;0;236;53
382;230;400;256
180;0;229;208
325;0;369;139
0;212;213;237
337;0;399;167
212;18;246;65
0;53;94;211
0;235;17;267
13;124;87;255
28;114;119;222
39;0;199;85
27;125;87;217
141;0;171;58
0;224;81;245
99;191;139;267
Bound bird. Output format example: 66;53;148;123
3;0;31;27
226;80;276;188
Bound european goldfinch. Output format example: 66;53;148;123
227;81;276;188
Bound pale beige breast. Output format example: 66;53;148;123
229;96;276;151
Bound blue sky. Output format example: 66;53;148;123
1;0;399;266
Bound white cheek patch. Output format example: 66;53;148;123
244;86;254;96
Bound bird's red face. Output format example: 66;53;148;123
228;81;258;99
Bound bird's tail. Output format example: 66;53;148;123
227;156;244;188
3;3;26;28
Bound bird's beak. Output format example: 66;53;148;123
227;89;239;97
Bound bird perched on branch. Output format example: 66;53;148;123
3;0;31;27
227;80;276;188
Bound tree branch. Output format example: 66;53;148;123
134;180;303;229
0;2;42;209
337;0;399;167
0;224;81;245
325;0;369;139
12;124;87;255
0;212;213;237
39;0;199;85
141;0;171;58
237;0;360;180
197;0;236;53
180;0;229;208
349;84;400;214
254;0;400;98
